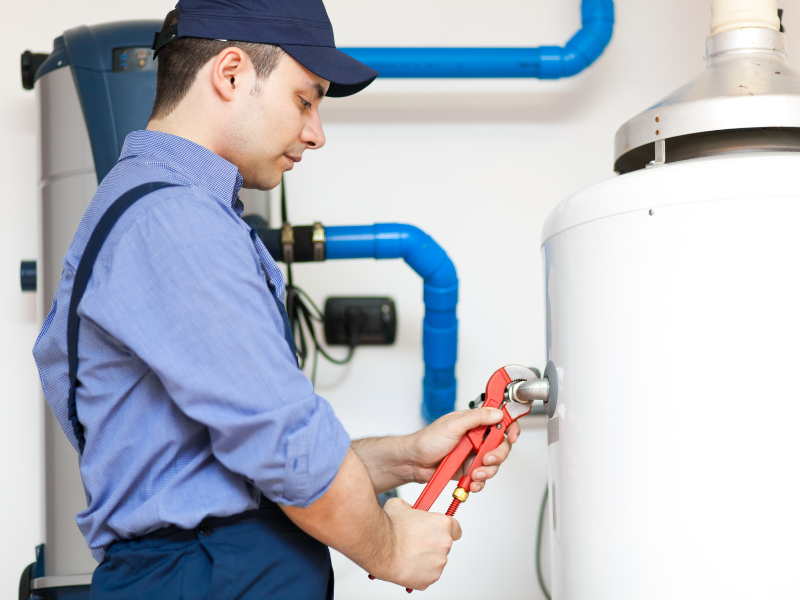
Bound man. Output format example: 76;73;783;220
33;1;521;598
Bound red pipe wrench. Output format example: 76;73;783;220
412;365;539;513
370;365;539;592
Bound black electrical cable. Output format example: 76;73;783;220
536;485;552;600
280;178;289;227
290;287;355;361
280;177;356;382
281;180;292;287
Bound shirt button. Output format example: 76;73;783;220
199;523;212;537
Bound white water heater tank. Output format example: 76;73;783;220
542;15;800;600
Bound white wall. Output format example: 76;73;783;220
3;0;798;597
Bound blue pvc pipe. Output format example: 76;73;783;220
341;0;613;80
326;224;458;423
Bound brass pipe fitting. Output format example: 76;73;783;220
453;486;469;503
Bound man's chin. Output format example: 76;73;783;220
240;160;291;190
263;178;282;191
241;175;282;191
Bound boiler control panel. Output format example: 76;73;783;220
112;47;157;73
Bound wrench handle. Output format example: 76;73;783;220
466;419;506;482
466;405;525;481
412;434;474;511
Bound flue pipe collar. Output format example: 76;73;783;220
711;0;781;36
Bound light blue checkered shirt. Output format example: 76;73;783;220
33;130;351;562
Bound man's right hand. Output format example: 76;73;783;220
373;497;462;590
280;448;461;591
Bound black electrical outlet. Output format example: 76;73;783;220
324;297;396;346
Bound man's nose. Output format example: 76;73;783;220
301;111;326;150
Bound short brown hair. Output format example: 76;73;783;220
150;10;285;120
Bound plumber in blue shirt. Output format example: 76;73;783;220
33;1;521;598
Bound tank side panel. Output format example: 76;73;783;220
37;68;98;578
43;406;97;576
38;67;96;184
41;175;98;307
544;191;800;599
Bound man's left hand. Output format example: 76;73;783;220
407;408;521;494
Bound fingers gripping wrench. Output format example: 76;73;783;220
412;365;539;513
369;365;541;592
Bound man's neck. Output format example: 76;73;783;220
147;114;219;155
147;119;209;153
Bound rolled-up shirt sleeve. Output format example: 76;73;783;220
80;192;350;506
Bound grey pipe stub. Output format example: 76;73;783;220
544;360;558;418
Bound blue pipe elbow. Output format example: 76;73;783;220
341;0;613;80
326;224;458;423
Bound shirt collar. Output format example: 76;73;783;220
119;130;244;209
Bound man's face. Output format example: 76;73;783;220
229;54;329;190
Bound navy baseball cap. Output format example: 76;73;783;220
152;0;378;97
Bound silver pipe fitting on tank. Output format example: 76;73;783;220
508;361;559;418
509;378;550;404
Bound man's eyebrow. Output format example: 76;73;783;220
302;81;326;100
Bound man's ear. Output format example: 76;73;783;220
211;47;248;102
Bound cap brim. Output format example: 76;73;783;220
278;44;378;98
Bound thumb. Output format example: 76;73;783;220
449;516;463;541
385;496;412;510
450;407;503;432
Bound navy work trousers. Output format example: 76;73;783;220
90;501;333;600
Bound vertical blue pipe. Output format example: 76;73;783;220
326;224;458;423
340;0;614;80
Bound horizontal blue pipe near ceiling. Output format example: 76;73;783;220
326;224;458;423
341;0;614;79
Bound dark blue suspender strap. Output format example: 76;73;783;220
68;183;299;455
67;182;178;454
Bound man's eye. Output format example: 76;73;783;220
300;98;312;110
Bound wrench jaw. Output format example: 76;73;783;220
502;365;539;383
469;365;539;410
505;399;533;420
501;365;539;419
